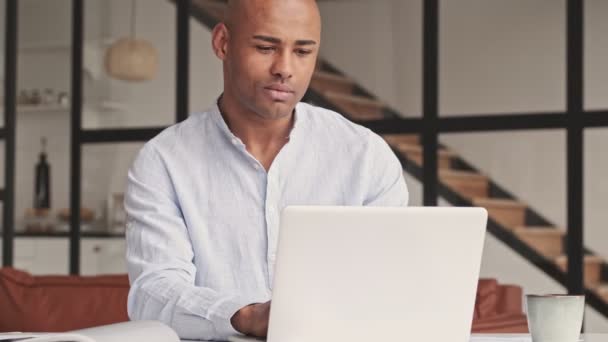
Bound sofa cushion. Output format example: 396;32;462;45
474;278;499;319
472;278;528;333
0;267;129;332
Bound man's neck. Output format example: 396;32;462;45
218;95;295;170
218;95;294;146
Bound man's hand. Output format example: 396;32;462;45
230;301;271;338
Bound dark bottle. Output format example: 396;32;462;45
34;137;51;209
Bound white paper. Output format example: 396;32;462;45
0;333;45;340
72;321;179;342
0;332;93;342
0;321;178;342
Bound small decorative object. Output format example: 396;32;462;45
107;192;127;233
42;88;56;105
23;208;54;233
57;207;95;222
57;91;70;107
104;0;158;82
30;89;41;105
34;137;51;209
18;90;30;105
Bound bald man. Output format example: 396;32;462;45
125;0;408;340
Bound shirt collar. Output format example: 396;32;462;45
210;95;305;143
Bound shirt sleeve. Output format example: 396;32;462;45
362;132;409;207
125;143;252;341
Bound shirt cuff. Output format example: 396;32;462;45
208;294;269;339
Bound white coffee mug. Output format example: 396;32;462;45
526;294;584;342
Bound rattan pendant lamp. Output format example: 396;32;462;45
104;0;159;82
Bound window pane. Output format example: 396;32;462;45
82;142;143;234
440;0;565;115
440;131;567;297
189;3;223;114
83;0;176;129
316;0;421;118
382;134;423;205
0;2;5;128
584;128;608;332
15;0;71;238
584;0;608;111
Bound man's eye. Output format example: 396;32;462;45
257;46;276;53
295;49;313;56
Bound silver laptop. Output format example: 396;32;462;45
230;206;487;342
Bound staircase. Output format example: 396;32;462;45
184;0;608;317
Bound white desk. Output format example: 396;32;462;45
471;334;606;342
184;334;607;342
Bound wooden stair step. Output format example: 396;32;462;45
193;0;227;20
439;170;489;199
323;91;385;121
394;143;455;169
597;284;608;302
382;134;419;146
315;60;324;72
310;71;355;94
473;198;527;230
513;227;565;259
555;255;604;287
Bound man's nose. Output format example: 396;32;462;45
270;51;293;80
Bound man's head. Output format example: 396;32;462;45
211;0;321;121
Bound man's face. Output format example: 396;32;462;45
216;0;321;120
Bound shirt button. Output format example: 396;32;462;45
253;164;260;170
231;138;238;145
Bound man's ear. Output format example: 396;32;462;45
212;23;229;60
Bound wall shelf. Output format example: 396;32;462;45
98;101;129;112
17;38;117;80
1;102;128;114
16;104;69;113
13;230;125;239
18;38;116;53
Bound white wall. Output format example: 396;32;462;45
318;0;608;331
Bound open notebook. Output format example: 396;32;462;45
0;321;179;342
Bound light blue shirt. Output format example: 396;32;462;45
125;101;409;341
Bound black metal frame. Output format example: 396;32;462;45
0;0;601;309
422;0;439;207
566;0;585;297
307;0;592;300
176;0;190;123
425;0;586;297
2;0;17;267
367;0;589;297
0;1;194;269
65;0;190;274
69;0;84;275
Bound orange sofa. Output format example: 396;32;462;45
0;268;528;333
0;267;129;332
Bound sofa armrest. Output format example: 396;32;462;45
0;267;130;332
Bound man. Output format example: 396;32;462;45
125;0;408;340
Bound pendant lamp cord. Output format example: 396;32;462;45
130;0;137;39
